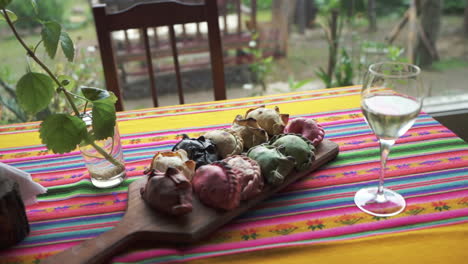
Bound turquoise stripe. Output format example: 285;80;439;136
31;214;123;231
122;124;226;137
23;226;113;245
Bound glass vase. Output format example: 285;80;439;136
79;112;126;188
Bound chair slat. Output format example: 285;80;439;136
251;0;257;31
237;0;242;36
169;25;184;105
153;28;159;48
142;28;158;107
93;0;227;110
123;30;131;52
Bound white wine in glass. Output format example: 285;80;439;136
354;62;426;217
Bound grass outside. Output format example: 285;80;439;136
0;22;98;80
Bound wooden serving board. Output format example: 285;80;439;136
45;139;339;264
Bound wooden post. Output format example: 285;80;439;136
296;0;306;34
272;0;296;56
327;9;339;79
386;10;409;44
464;0;468;38
236;0;242;36
367;0;377;32
251;0;257;32
415;0;442;66
407;0;417;64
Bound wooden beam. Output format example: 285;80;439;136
385;10;409;44
416;20;439;60
407;0;418;64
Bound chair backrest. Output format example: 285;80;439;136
92;0;226;111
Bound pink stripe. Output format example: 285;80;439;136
1;241;80;257
0;129;40;135
0;146;46;154
123;126;230;139
1;151;81;163
113;248;182;262
122;141;179;150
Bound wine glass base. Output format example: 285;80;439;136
354;187;406;217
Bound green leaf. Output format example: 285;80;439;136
41;21;62;59
0;0;12;9
315;67;332;88
293;79;313;90
0;9;16;23
81;87;113;101
60;31;75;62
92;94;117;140
16;72;54;114
264;56;273;63
29;0;38;14
57;75;76;90
81;87;118;139
39;114;87;154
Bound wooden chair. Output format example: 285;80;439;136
92;0;226;111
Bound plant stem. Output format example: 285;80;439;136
67;91;90;102
2;8;124;169
89;140;125;170
33;39;43;54
83;101;89;116
2;8;80;117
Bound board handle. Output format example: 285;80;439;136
43;222;136;264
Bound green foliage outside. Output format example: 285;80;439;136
442;0;467;14
0;0;99;124
242;0;272;11
5;0;68;29
288;77;314;92
314;0;466;16
314;0;411;88
432;59;468;71
0;46;103;124
315;49;354;88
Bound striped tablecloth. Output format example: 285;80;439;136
1;86;467;264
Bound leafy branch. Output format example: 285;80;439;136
0;0;123;170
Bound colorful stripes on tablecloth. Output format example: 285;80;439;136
0;86;467;264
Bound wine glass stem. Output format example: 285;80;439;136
377;139;395;202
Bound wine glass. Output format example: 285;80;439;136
354;62;426;217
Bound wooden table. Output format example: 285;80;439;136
0;86;467;264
